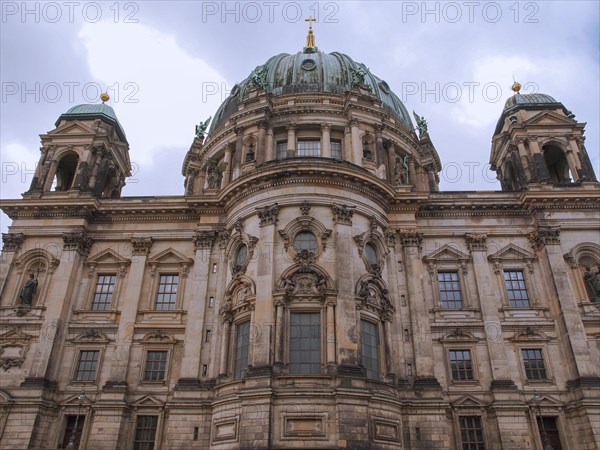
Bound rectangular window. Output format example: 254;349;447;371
234;321;250;380
297;140;321;157
289;312;321;374
276;141;288;159
459;416;485;450
521;348;547;380
361;319;380;380
61;415;85;449
133;415;158;450
91;274;116;310
504;270;530;308
144;351;167;381
438;271;463;309
155;274;179;310
449;349;474;381
74;350;99;381
536;417;563;450
331;140;342;159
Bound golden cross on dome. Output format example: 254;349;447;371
304;16;316;49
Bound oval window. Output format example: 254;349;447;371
236;244;248;267
293;231;317;252
365;243;378;266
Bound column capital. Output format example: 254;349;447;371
258;120;270;130
321;123;331;132
398;228;423;247
62;229;94;256
130;237;153;256
465;232;488;252
348;117;359;128
256;203;280;227
193;230;219;250
331;203;355;225
529;225;560;250
286;123;297;132
2;233;25;252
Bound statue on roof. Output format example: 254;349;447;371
413;111;428;137
350;65;368;88
250;65;268;91
195;116;212;140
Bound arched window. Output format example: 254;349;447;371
365;243;378;266
543;145;571;184
293;231;317;252
236;244;248;267
53;152;79;191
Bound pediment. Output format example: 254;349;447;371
63;392;92;406
522;111;575;127
0;328;32;342
510;327;550;343
439;328;478;343
140;330;177;344
424;244;470;263
72;329;110;343
452;395;486;408
87;248;130;266
132;395;163;408
147;248;193;265
529;394;562;407
50;121;95;135
488;244;536;262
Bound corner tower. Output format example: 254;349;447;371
27;95;131;198
490;82;597;191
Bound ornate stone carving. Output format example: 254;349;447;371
62;229;94;256
257;203;280;226
356;279;394;320
465;233;488;251
300;200;311;216
2;233;24;252
0;328;31;371
205;158;223;189
281;269;328;300
529;225;560;250
130;237;153;256
384;229;397;247
331;203;355;225
398;228;423;247
234;218;244;235
193;230;219;250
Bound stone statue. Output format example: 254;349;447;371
350;65;368;88
19;273;38;306
394;156;409;185
583;266;600;302
195;116;212;140
413;111;428;137
205;159;223;189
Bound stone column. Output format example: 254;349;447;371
274;300;284;366
383;319;393;375
465;233;518;389
386;143;396;182
27;230;93;382
399;229;439;388
375;124;385;167
408;157;416;188
349;118;362;165
332;204;360;373
222;143;233;187
516;138;531;181
42;159;59;192
0;233;25;299
344;125;352;161
219;319;231;376
256;121;268;165
528;136;551;181
106;237;152;387
247;204;279;375
530;226;596;379
565;135;582;182
176;232;214;387
321;124;331;158
234;127;244;179
265;127;274;161
326;301;336;366
286;124;296;158
209;235;229;379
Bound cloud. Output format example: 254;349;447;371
78;21;230;172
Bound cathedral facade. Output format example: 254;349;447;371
0;31;599;450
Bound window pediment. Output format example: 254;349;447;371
439;328;478;344
423;244;470;264
140;330;177;345
87;248;131;278
71;329;110;343
510;327;550;343
488;244;536;263
147;248;193;277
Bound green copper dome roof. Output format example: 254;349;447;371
56;103;127;142
209;50;413;133
503;93;560;111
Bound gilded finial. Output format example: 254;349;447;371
100;92;110;103
304;16;316;51
511;81;521;94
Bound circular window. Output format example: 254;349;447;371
293;231;317;252
236;244;248;267
301;59;316;71
378;81;390;94
365;243;378;266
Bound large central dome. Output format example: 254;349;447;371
210;50;413;133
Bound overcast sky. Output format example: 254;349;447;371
1;1;599;234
